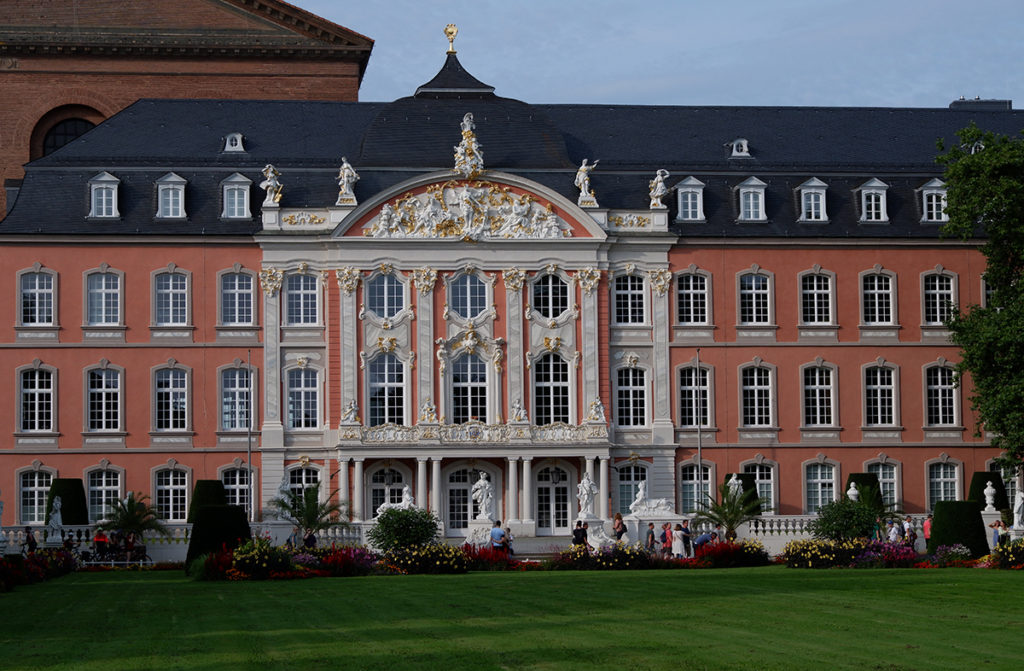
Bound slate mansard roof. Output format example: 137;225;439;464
5;53;1024;238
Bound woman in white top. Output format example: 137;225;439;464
671;523;686;558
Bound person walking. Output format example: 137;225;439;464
644;522;656;553
681;519;693;558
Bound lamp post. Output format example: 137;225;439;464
695;347;703;512
246;349;254;523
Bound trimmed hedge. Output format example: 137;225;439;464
845;473;883;511
185;504;250;570
187;480;228;523
967;471;1009;512
44;479;89;526
927;500;989;558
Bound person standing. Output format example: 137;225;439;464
571;521;587;549
23;526;37;554
681;519;693;558
490;519;507;554
644;522;656;553
612;512;626;541
660;522;673;558
922;514;933;545
671;524;685;559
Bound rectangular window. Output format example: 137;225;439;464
806;463;834;513
802;191;824;221
221;368;251;431
616;465;646;516
155;368;188;431
616;367;646;427
801;274;832;324
88;369;120;431
676;274;708;325
221;273;253;325
741;191;763;220
926;367;956;426
224;186;248;218
923;191;947;222
452;355;487;424
867;463;897;507
865;367;895;426
287;368;319;429
21;272;54;325
20;471;52;524
285;274;318;325
91;186;116;217
923;274;953;325
155;273;188;325
741;367;772;426
743;464;774;510
613;275;645;324
678;367;709;427
928;462;957;511
159;186;183;218
862;274;893;324
21;369;54;432
863;192;884;221
155;469;188;522
87;273;120;325
803;367;833;426
739;274;770;324
679;191;701;220
369;355;404;426
680;465;711;513
88;470;120;522
534;355;569;425
222;468;250;508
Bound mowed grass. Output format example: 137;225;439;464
1;566;1021;671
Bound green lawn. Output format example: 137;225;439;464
1;566;1021;671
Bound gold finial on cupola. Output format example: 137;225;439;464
444;24;458;54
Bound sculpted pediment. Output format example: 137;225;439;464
335;172;606;242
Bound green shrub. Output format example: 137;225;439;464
967;471;1009;512
808;498;878;541
366;508;440;551
187;480;227;523
45;479;89;526
927;501;989;557
232;536;291;579
845;473;883;511
185;504;250;570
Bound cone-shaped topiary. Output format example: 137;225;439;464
927;500;990;557
185;504;250;570
44;479;89;526
967;471;1009;512
187;480;227;523
845;473;884;512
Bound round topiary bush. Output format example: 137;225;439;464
967;471;1009;512
367;507;440;551
927;500;989;558
44;478;89;526
187;480;228;523
808;498;878;541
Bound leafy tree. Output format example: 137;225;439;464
692;483;765;542
939;124;1024;470
366;507;440;551
95;492;171;538
808;498;878;541
267;482;347;534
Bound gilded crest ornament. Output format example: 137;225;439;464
413;267;438;295
576;267;601;295
259;267;283;296
648;269;673;296
377;337;398;353
543;336;562;353
336;268;360;294
503;268;527;292
444;24;458;53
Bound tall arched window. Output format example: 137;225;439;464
369;354;404;426
452;354;487;423
534;354;569;425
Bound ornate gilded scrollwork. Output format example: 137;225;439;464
336;268;360;294
503;267;527;292
576;267;601;295
413;267;438;295
648;269;673;296
259;267;283;296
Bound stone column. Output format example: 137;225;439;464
337;269;360;428
261;274;284;446
415;270;436;421
352;458;365;522
521;457;534;523
416;458;428;509
430;458;442;513
504;269;526;419
650;268;675;445
507;456;520;523
338;456;350;520
599;456;610;521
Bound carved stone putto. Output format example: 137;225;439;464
363;181;571;241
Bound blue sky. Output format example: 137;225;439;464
297;0;1024;108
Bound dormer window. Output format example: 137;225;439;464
221;173;252;219
919;178;948;223
736;177;767;222
89;172;120;218
797;177;828;222
223;132;245;153
857;178;889;223
729;138;751;158
675;176;706;222
156;173;186;219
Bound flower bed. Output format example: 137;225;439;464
991;538;1024;569
0;549;78;592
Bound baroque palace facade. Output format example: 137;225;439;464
1;38;1021;538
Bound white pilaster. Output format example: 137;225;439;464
430;457;442;513
521;457;534;523
599;456;610;521
651;270;675;444
261;283;284;446
352;458;365;521
338;456;350;520
507;456;520;523
417;458;428;509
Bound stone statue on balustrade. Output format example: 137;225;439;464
628;480;675;516
728;473;743;500
375;485;416;517
649;169;670;208
340;399;360;425
1014;490;1024;530
259;164;283;206
574;158;599;207
336;157;359;206
509;398;527;423
47;496;63;538
471;471;494;521
586;397;606;423
577;473;598;519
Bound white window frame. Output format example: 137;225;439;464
737;176;767;222
797;177;828;222
364;271;407;321
221;173;252;219
88;171;120;218
864;457;902;508
674;176;706;222
859;267;898;326
218;266;256;327
152;265;191;327
612;272;647;325
287;466;322;498
739;362;776;428
741;458;778;515
152;462;191;523
451;353;489;424
369;463;409;519
367;353;407;427
803;457;839;514
284;272;320;326
924;363;959;427
679;461;714;513
863;360;900;428
857;178;889;223
285;366;321;430
84;266;124;327
922;268;957;326
677;363;712;428
153;364;191;433
737;267;775;326
530;272;570;322
987;460;1018;508
615;462;648;516
798;267;836;325
84;362;124;433
18;266;58;328
533;353;572;426
155;172;186;219
676;267;712;326
17;465;55;525
925;456;962;512
615;366;648;428
800;361;838;428
223;132;245;153
17;361;58;434
449;272;489;322
919;178;948;223
221;466;251;509
219;363;254;432
86;466;123;523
